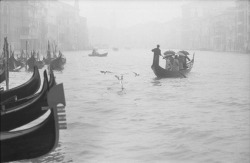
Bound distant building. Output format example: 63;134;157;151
235;0;250;52
0;0;89;53
180;0;249;53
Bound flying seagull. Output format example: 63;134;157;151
100;71;112;74
133;72;139;77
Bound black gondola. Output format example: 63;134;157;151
49;56;65;71
8;55;24;72
0;66;41;102
1;70;49;131
1;83;66;162
151;53;195;78
26;56;45;71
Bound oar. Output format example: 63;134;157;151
178;71;186;78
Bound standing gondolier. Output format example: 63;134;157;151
151;44;162;66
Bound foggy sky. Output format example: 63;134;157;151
79;1;185;29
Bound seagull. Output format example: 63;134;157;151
114;74;124;89
133;72;139;77
100;71;112;74
114;75;123;81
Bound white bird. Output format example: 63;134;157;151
133;72;139;77
100;71;112;74
114;75;124;89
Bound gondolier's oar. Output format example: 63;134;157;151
178;71;186;78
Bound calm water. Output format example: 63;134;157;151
4;49;250;163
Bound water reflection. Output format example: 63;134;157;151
151;78;162;86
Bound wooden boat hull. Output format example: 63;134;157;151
1;68;56;106
0;69;5;83
1;109;58;162
27;58;45;70
8;56;24;72
50;57;65;71
88;52;108;57
0;66;41;102
151;55;194;78
0;83;66;162
1;71;49;131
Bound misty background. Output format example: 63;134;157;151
0;0;249;53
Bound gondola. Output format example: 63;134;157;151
1;68;56;107
26;56;45;70
0;83;66;162
0;69;5;83
151;53;195;78
88;52;108;57
1;70;49;132
8;55;24;72
49;56;65;71
0;66;41;102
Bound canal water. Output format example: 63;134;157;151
4;49;250;163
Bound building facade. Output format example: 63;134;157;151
0;0;89;53
180;0;250;53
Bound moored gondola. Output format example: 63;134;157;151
0;66;41;102
1;68;56;107
0;83;66;162
1;70;49;131
151;53;195;78
26;56;45;71
8;55;24;72
49;55;65;71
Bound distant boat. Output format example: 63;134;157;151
88;52;108;57
112;47;119;51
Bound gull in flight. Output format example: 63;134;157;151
100;71;112;74
133;72;139;77
114;75;124;89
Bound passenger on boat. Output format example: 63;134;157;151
163;55;172;70
178;52;191;69
183;55;190;69
151;45;162;66
172;55;180;71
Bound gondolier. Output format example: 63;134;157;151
151;44;162;66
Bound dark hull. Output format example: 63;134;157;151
50;57;65;71
0;66;41;102
1;108;59;162
1;68;56;106
151;56;195;78
0;69;5;83
88;52;108;57
1;71;49;132
27;58;45;70
8;56;24;72
1;82;66;162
